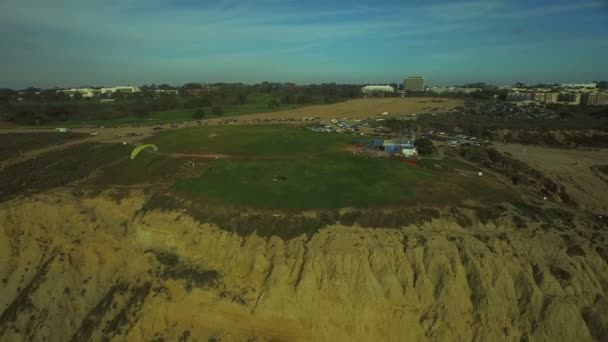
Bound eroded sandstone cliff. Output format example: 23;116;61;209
1;191;607;341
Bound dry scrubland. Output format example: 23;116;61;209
496;144;608;215
208;97;463;122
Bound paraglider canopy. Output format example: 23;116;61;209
130;144;158;160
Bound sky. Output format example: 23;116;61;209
1;0;608;88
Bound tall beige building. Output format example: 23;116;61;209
533;92;559;104
404;76;425;92
585;92;608;105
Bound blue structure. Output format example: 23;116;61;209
384;145;401;154
369;139;384;149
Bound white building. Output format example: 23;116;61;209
56;88;101;98
57;85;141;98
401;146;418;157
100;85;141;94
153;89;178;95
361;85;395;94
428;86;481;94
404;76;425;92
562;82;596;89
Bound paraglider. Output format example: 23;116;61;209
130;144;158;160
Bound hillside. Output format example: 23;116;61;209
1;126;607;341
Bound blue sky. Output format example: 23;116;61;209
1;0;607;88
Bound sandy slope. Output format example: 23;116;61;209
495;144;608;215
1;191;607;341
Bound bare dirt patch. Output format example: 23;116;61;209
204;97;463;123
495;143;608;214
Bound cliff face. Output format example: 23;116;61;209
1;191;607;341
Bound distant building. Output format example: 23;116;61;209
58;85;140;98
583;91;608;105
533;92;547;102
101;86;141;94
404;76;425;92
401;145;418;157
428;86;481;94
507;92;533;102
153;89;179;95
361;85;395;94
557;93;582;105
57;88;101;98
562;82;596;89
531;92;559;104
544;93;559;104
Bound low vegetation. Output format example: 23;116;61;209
0;143;128;201
0;126;540;239
0;83;363;126
0;132;87;160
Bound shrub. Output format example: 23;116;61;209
414;138;435;155
212;106;224;116
192;108;205;120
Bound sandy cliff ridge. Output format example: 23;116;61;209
1;190;607;341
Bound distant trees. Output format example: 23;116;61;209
0;89;14;104
295;94;313;104
45;106;70;121
156;95;179;110
212;106;224;116
414;138;436;155
133;99;151;117
281;94;294;105
192;108;205;120
183;83;203;89
267;98;280;109
0;82;369;126
233;93;248;105
183;96;211;109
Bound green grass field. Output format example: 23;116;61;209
0;125;517;210
175;153;429;209
133;126;514;209
147;125;353;155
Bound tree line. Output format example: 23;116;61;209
0;82;364;125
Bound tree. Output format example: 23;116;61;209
183;83;203;89
73;92;83;100
267;98;280;109
134;100;151;117
414;138;435;155
111;91;125;100
296;94;313;104
212;106;224;116
233;93;247;105
281;94;293;105
192;108;205;120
